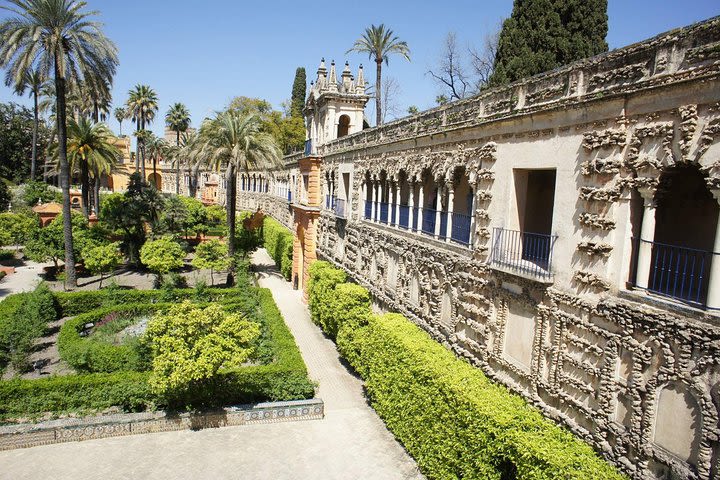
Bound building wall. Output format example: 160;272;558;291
200;18;720;480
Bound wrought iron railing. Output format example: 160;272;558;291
364;200;372;220
398;205;410;229
439;211;448;240
421;208;437;235
637;239;716;307
490;228;557;280
379;202;389;224
334;198;347;218
451;212;472;245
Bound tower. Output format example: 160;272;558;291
304;59;370;153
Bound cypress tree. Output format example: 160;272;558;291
489;0;608;86
290;67;307;118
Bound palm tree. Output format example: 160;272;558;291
62;118;120;215
0;0;118;288
196;111;281;282
7;68;44;180
114;107;127;136
126;84;158;177
347;24;410;126
144;133;168;189
165;102;191;194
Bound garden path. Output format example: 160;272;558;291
0;248;422;480
0;259;47;301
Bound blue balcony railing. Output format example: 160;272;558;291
334;198;347;218
364;200;372;220
490;228;557;280
421;208;437;235
451;212;472;245
287;189;292;202
439;211;448;239
398;205;410;229
379;202;389;224
638;239;716;307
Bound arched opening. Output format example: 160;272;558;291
148;172;161;190
337;114;350;138
648;164;719;305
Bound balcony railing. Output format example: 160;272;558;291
364;200;372;220
421;208;437;235
334;198;347;218
398;204;410;229
412;207;419;231
490;228;557;280
637;239;715;308
451;212;472;245
379;202;389;224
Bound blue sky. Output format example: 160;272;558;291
1;0;718;138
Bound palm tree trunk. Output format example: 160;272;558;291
135;119;140;171
226;163;237;284
140;118;146;179
94;174;101;215
175;130;180;194
31;89;38;181
375;58;382;126
81;160;90;218
119;119;123;137
54;69;77;289
189;163;200;198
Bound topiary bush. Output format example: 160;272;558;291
306;264;624;480
307;261;347;338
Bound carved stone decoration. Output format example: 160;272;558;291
573;270;611;290
577;242;614;257
579;186;622;203
678;105;698;161
578;212;616;230
581;156;623;176
582;129;628;151
625;122;674;170
696;117;720;161
588;62;649;91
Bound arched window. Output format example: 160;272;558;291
337;115;351;138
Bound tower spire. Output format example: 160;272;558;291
356;64;365;94
328;60;338;92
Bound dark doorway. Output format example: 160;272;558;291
337;115;350;138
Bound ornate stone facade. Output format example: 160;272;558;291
185;17;720;480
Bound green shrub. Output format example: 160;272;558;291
0;371;153;420
58;303;167;373
262;217;293;280
307;261;346;337
305;265;623;480
0;249;15;262
0;284;57;371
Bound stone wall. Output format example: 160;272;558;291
228;17;720;480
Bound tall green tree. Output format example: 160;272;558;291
61;118;120;216
489;0;608;86
196;110;281;283
0;0;119;288
290;67;306;118
347;24;410;127
126;84;158;177
0;102;50;183
114;106;127;136
7;69;44;180
165;102;191;193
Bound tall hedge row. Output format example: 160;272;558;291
307;263;624;480
262;217;293;280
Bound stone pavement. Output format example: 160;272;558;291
0;259;46;301
0;248;422;480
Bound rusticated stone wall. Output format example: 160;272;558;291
215;17;720;480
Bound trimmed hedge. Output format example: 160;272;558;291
308;263;624;480
0;287;313;420
262;217;293;280
58;303;166;373
0;284;57;370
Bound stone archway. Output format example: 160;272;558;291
148;172;162;190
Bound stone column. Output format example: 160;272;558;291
417;183;425;233
361;180;367;219
408;180;415;231
706;190;720;309
434;184;443;238
469;184;477;247
446;182;455;243
635;187;657;290
371;179;377;222
394;181;401;228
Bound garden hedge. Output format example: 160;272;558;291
308;263;624;480
262;217;293;280
0;287;314;420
